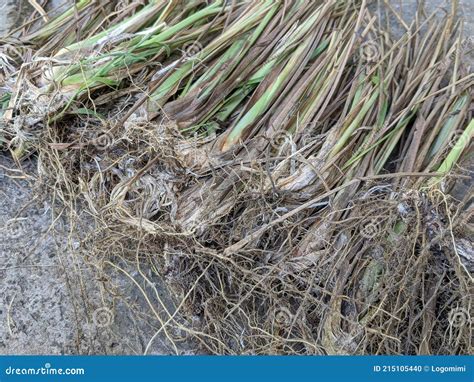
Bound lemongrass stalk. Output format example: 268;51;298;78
0;93;10;117
428;119;474;186
199;39;330;134
248;38;330;86
190;3;279;96
195;40;329;133
95;2;225;75
268;3;325;60
245;2;328;85
27;0;92;41
330;87;380;156
148;60;197;105
148;2;278;116
172;1;323;130
190;1;279;94
138;1;224;49
374;90;466;175
342;98;389;170
196;0;276;59
55;1;166;56
51;2;225;103
214;89;253;121
374;112;416;173
349;74;367;111
426;94;469;160
267;44;335;144
222;40;312;151
44;2;167;86
56;0;208;71
157;1;278;97
180;82;257;136
185;39;246;96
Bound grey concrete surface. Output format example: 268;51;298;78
0;156;189;354
0;0;192;355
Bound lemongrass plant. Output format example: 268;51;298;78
4;0;238;159
146;0;279;118
43;0;217;91
150;0;345;149
17;0;233;126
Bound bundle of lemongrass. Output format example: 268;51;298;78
1;0;472;355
